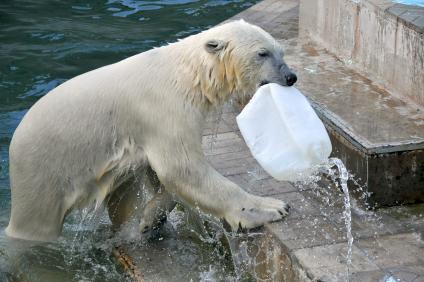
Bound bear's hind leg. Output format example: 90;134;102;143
139;189;176;233
107;165;158;228
107;176;147;229
6;193;67;242
107;166;176;233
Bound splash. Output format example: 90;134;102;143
66;205;101;266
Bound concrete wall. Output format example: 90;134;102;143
299;0;424;105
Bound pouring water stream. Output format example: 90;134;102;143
327;157;353;280
290;157;353;280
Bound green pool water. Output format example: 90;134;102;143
0;1;259;280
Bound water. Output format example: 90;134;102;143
327;158;353;281
352;0;424;7
392;0;424;6
0;0;260;280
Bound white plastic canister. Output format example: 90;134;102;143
236;83;332;181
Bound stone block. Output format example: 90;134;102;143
227;174;297;196
355;233;424;269
272;192;321;218
267;215;346;250
294;243;379;281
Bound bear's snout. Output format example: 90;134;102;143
285;73;297;87
279;64;297;87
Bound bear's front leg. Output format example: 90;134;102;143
146;144;289;231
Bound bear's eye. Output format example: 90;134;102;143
258;50;270;58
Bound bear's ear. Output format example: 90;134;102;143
205;39;228;54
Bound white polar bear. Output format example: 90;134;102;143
6;20;297;242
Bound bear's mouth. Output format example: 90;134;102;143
259;80;270;87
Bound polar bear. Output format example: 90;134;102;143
6;20;297;242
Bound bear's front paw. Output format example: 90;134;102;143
223;196;290;231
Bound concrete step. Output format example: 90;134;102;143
230;0;424;208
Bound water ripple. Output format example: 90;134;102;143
19;76;66;98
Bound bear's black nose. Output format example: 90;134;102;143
285;73;297;86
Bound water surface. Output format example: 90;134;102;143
392;0;424;7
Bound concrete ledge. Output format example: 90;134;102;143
328;124;424;207
387;3;424;33
299;0;424;105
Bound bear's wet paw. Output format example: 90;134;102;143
224;196;290;231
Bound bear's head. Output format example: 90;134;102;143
192;20;297;106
